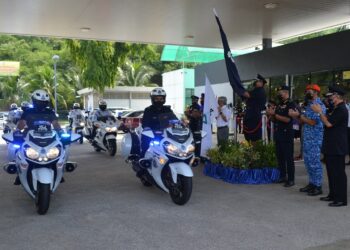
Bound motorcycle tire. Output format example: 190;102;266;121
140;175;152;187
169;175;192;206
35;182;51;215
107;139;117;156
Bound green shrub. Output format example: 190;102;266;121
206;140;277;169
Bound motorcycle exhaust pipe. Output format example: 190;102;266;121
3;162;17;174
65;162;77;172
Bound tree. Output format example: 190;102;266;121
67;40;131;91
117;61;157;87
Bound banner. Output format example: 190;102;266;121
200;76;218;157
0;61;20;76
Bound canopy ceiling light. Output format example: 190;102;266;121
264;3;278;9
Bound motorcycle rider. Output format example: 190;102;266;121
90;100;114;142
14;90;64;185
16;102;31;121
68;103;85;128
141;87;178;158
5;103;19;132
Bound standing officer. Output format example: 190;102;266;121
289;84;326;196
267;86;296;187
243;74;267;142
311;86;348;207
185;95;203;159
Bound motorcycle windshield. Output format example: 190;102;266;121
166;121;190;143
29;130;56;147
154;112;180;131
97;116;116;123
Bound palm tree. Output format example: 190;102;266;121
28;65;75;110
0;76;30;105
116;61;157;87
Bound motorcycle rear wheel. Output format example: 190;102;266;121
35;182;51;215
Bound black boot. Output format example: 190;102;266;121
307;186;323;196
299;184;314;192
13;176;21;185
284;181;295;187
276;177;287;184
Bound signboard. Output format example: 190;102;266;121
0;61;20;76
343;71;350;80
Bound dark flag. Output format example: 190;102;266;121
213;9;246;97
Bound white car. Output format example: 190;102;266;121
109;107;133;118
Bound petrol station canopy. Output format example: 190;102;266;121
0;0;349;49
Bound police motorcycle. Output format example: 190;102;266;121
69;114;85;144
122;116;196;205
2;121;80;215
90;115;118;156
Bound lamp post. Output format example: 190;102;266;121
52;55;59;114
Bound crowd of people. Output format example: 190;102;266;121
3;77;349;207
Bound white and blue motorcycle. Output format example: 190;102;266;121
2;124;80;215
122;119;196;205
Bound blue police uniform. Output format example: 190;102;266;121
303;98;326;188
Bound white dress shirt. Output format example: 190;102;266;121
216;105;231;127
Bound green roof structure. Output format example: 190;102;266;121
161;45;255;63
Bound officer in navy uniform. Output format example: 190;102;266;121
267;86;296;187
185;95;202;158
243;74;267;142
141;87;177;157
311;86;348;207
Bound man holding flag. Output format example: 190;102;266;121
243;75;267;142
213;9;267;142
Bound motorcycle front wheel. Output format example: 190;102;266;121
169;175;192;205
35;182;51;215
107;139;117;156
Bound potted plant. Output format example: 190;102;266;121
204;140;280;184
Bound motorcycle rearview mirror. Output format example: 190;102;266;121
2;133;14;143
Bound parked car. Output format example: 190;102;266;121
109;107;133;118
118;110;143;131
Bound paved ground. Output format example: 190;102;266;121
0;133;349;250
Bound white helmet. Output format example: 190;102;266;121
31;89;50;110
150;87;166;106
150;87;166;97
98;99;107;111
10;103;18;110
73;103;80;109
21;101;31;111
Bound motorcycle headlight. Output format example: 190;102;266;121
25;147;39;160
187;144;195;154
79;122;85;126
163;142;179;155
46;147;60;159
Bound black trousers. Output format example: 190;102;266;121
192;130;202;157
275;140;295;181
325;155;347;203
